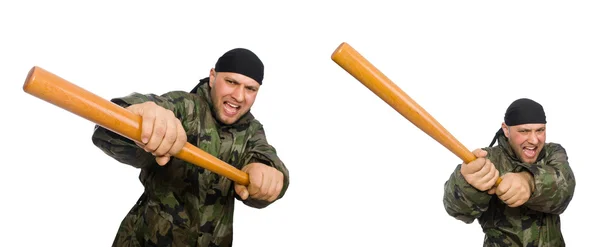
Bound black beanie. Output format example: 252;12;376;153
190;48;264;93
488;98;546;147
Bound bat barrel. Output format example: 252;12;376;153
23;66;250;186
23;66;142;141
331;43;501;186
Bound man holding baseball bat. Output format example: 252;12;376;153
91;48;289;246
443;98;576;246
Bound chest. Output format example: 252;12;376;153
187;111;253;170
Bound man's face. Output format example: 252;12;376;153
209;69;260;125
502;123;546;164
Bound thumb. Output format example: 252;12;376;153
487;187;496;195
155;156;171;166
126;104;143;115
234;184;249;200
474;149;488;158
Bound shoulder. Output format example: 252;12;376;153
545;142;566;152
246;117;264;134
482;145;511;169
161;90;211;109
483;145;504;158
161;90;201;101
544;142;568;160
241;117;270;142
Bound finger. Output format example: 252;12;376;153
471;159;492;179
247;171;263;197
503;190;519;206
480;164;499;190
495;177;510;196
479;163;495;183
234;184;249;200
267;174;283;202
487;187;496;195
509;198;527;208
472;149;488;158
169;119;187;156
498;187;514;201
499;182;517;201
488;168;500;189
138;103;156;145
257;172;273;200
146;111;167;152
155;156;171;166
154;115;177;156
463;158;485;175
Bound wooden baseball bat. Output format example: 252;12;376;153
331;42;502;187
22;66;250;186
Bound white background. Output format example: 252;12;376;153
1;0;598;246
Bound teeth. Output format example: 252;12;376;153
525;147;535;150
226;102;239;108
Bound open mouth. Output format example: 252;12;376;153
223;101;240;116
523;146;537;158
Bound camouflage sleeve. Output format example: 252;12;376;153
237;124;290;209
443;153;493;224
522;143;576;214
91;91;196;169
91;125;155;169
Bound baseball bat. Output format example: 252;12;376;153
22;66;250;186
331;42;502;187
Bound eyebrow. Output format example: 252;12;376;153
518;127;546;131
225;76;258;90
225;77;239;84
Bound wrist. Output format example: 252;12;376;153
520;171;535;192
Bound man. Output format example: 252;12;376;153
442;98;576;246
92;48;290;246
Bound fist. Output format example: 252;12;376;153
127;102;187;166
489;172;534;207
235;163;284;202
461;149;500;192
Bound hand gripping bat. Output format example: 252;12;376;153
22;66;250;186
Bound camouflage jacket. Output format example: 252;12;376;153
443;134;575;247
91;79;290;247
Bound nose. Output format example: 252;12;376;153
232;85;244;102
527;132;539;145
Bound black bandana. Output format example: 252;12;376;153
190;48;264;93
489;98;546;147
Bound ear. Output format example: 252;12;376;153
501;122;509;137
209;68;216;87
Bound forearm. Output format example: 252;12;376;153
90;90;194;168
89;93;162;168
523;163;575;214
91;125;155;168
238;125;290;209
443;165;493;223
